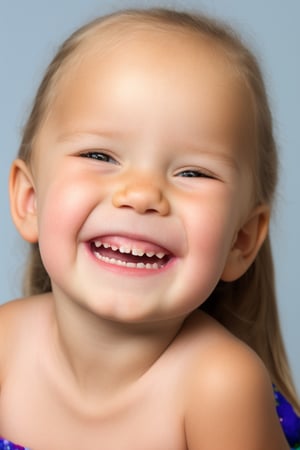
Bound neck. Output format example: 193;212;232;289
48;291;184;402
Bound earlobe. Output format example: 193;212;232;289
9;158;38;243
221;205;270;282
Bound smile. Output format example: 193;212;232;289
90;239;171;270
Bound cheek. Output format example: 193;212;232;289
175;213;237;310
184;187;239;241
35;171;105;273
183;191;240;272
36;165;108;232
37;181;86;235
190;220;234;282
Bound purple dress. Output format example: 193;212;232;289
274;386;300;449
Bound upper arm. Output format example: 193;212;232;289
0;304;9;388
0;299;27;387
0;302;16;387
184;342;289;450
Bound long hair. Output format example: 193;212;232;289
16;8;299;411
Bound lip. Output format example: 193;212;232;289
79;210;185;255
89;234;171;255
83;225;183;255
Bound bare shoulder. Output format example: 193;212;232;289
0;293;51;329
0;294;53;384
182;312;289;450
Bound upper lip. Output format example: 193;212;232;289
88;232;174;256
91;238;168;258
82;228;183;257
80;211;185;257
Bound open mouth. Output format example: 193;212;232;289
90;239;171;270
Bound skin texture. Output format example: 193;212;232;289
0;30;288;449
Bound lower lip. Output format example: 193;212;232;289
85;244;176;276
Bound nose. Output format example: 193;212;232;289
112;177;170;216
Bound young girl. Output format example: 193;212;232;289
0;7;299;450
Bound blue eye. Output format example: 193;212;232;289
80;151;117;164
178;169;213;178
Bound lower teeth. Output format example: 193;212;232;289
93;252;160;269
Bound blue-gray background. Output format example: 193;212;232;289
1;0;299;390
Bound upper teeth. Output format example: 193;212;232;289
93;241;166;259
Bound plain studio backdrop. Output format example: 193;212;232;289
0;0;299;390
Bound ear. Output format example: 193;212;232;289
9;158;38;243
221;205;270;282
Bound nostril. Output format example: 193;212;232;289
145;208;160;214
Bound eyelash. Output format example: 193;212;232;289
79;151;118;164
176;169;214;179
79;153;215;180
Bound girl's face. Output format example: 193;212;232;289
24;31;257;323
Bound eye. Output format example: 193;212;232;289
79;151;118;164
176;169;214;179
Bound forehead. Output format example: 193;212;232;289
56;28;238;100
41;27;253;151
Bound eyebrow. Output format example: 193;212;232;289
174;134;241;172
56;129;127;143
187;148;240;173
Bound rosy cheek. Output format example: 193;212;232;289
41;172;89;214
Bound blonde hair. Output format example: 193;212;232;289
17;8;299;410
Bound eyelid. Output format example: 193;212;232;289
79;150;119;164
174;167;217;179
